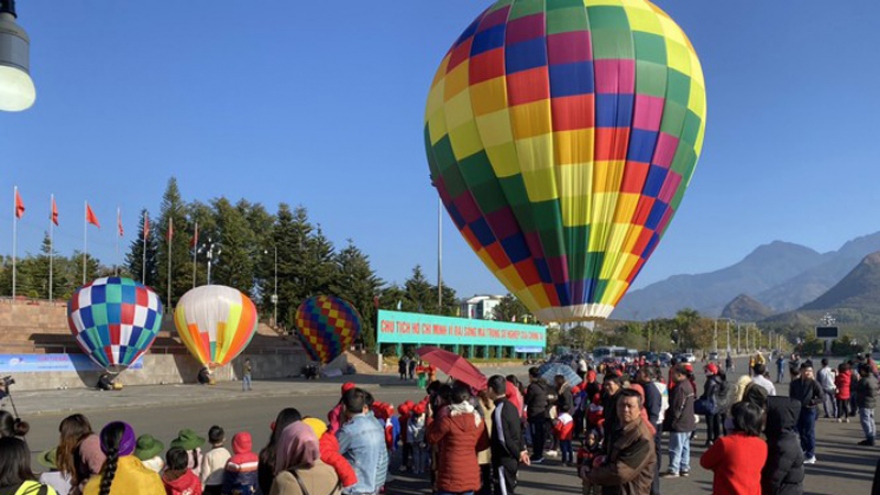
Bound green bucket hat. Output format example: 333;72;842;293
37;448;57;470
169;428;205;451
134;434;165;461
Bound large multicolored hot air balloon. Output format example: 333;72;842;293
295;296;362;364
67;277;164;370
425;0;706;322
174;285;258;367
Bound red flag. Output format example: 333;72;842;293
143;212;150;239
190;222;198;248
51;196;58;226
86;203;100;227
117;208;124;237
167;217;174;243
14;188;24;219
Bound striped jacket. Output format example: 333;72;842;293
222;432;261;495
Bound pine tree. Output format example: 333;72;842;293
125;209;159;288
211;197;256;295
266;204;305;328
187;200;218;288
303;225;338;298
331;240;383;349
405;265;435;313
493;293;531;322
156;177;192;308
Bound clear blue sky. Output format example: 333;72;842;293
2;1;879;297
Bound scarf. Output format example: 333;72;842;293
449;401;482;427
275;422;319;475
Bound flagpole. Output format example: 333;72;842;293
12;186;17;301
49;194;54;301
192;221;197;288
82;201;87;285
167;217;172;309
115;207;119;276
141;213;147;284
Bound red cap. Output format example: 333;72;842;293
413;404;426;415
341;382;356;394
683;363;694;372
706;363;719;375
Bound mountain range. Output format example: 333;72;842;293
612;231;880;321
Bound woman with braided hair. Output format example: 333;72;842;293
83;422;163;495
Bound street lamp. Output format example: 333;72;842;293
264;246;278;328
716;318;736;354
204;238;220;285
0;0;35;111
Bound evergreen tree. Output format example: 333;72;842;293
303;225;338;298
404;265;434;313
331;240;383;349
187;200;217;288
17;233;66;299
156;177;192;308
211;197;256;295
125;209;159;287
267;204;305;328
492;293;531;322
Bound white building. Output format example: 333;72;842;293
460;295;505;320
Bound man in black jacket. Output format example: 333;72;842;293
789;363;823;464
489;374;530;495
525;367;550;463
602;374;623;451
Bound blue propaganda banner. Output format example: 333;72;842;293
377;310;546;348
0;354;144;373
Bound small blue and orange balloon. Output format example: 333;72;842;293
67;277;164;370
295;296;362;364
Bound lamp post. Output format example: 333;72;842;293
716;318;735;354
0;0;36;111
205;239;220;285
264;246;278;328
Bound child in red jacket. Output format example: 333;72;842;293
397;401;413;472
162;447;203;495
577;430;603;495
553;404;575;465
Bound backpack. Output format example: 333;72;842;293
715;378;735;413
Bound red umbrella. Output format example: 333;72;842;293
415;346;488;390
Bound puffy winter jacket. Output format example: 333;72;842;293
162;469;203;495
426;411;489;493
525;379;550;419
223;433;261;495
761;397;804;495
835;370;852;401
319;430;357;488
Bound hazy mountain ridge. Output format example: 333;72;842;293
612;232;880;321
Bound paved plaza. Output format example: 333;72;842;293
8;358;875;495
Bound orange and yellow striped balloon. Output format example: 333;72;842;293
174;285;258;367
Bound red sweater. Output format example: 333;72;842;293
699;432;767;495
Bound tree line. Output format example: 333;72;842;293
0;177;468;348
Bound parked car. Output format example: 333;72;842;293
708;351;719;361
681;352;696;363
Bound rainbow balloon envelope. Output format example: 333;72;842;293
424;0;707;322
67;277;163;371
174;285;258;367
295;296;362;364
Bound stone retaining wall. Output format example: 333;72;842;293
7;352;310;391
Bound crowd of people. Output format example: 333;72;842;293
0;353;878;495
